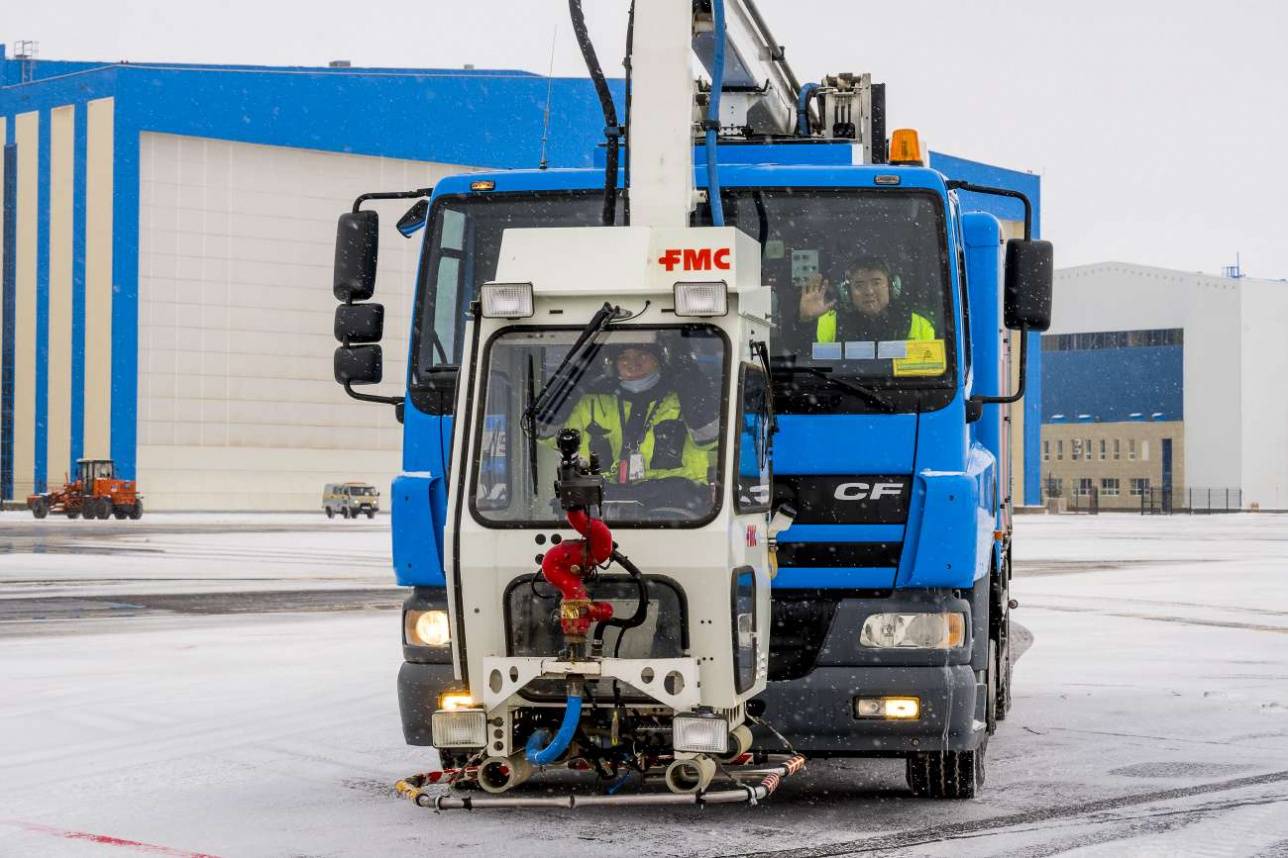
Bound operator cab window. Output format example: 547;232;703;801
471;325;728;528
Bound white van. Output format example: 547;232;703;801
322;482;380;519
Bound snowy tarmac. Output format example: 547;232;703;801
2;512;1287;856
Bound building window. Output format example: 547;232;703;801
1130;478;1151;497
1114;439;1121;460
1141;440;1150;462
1078;478;1094;497
1071;440;1080;461
1047;478;1063;497
1057;440;1063;461
1099;440;1106;460
1128;439;1137;460
1086;439;1092;461
1042;328;1185;352
1101;478;1120;497
1043;440;1050;462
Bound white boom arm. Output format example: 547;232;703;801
627;0;883;230
628;0;697;229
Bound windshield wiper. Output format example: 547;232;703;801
771;364;895;411
524;302;620;434
526;355;540;495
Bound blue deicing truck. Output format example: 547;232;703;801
328;0;1052;800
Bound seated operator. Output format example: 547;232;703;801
798;257;935;344
552;343;718;516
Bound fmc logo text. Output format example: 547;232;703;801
657;248;732;272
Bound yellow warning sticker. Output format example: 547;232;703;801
893;339;947;377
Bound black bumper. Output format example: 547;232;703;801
398;661;457;746
400;661;984;754
752;664;982;755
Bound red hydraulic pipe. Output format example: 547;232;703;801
541;508;614;638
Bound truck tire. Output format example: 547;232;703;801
96;498;113;520
366;509;375;519
113;508;128;520
991;549;1013;722
326;507;335;519
31;498;48;519
996;613;1013;720
341;507;351;519
906;743;986;799
130;500;143;520
67;510;80;520
986;640;999;735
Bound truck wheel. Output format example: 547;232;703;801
67;510;80;520
341;507;351;519
96;498;113;519
986;640;999;735
997;614;1013;720
113;508;128;520
366;509;375;519
129;500;143;520
906;744;986;799
31;498;48;519
326;507;335;519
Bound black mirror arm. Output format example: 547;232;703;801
967;329;1028;421
351;187;433;214
944;180;1032;241
343;380;404;407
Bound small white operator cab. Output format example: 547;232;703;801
437;225;776;795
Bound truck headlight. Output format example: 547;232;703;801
480;282;534;318
406;609;451;646
432;708;487;749
859;612;965;649
672;712;730;754
673;281;728;317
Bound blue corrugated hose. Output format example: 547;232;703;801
524;694;583;765
797;82;819;137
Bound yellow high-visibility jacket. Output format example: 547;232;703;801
561;392;712;484
816;310;936;343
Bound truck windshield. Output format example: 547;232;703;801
472;325;727;528
414;188;952;414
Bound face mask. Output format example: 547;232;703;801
620;371;661;394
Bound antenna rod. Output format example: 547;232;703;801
538;25;558;170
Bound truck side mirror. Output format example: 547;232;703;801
335;302;384;344
334;211;379;302
1003;239;1053;331
334;345;383;386
396;199;430;238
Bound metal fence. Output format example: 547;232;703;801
1140;487;1243;515
1067;486;1099;515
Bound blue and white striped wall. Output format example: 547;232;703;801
0;97;116;499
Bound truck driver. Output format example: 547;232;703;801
798;257;936;344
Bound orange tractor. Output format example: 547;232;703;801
28;459;143;520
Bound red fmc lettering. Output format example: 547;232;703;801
657;247;733;272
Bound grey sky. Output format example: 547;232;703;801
8;1;1287;278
